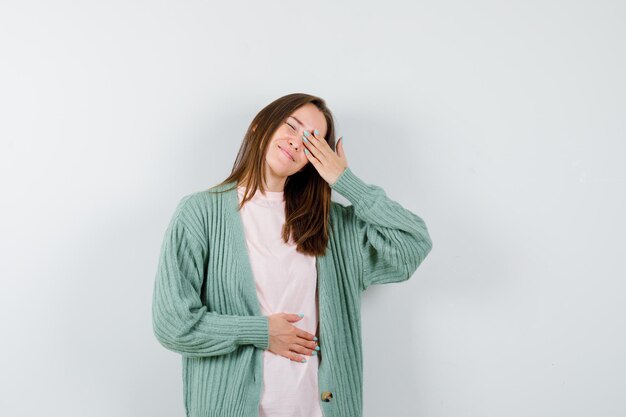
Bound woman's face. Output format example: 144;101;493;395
264;103;328;178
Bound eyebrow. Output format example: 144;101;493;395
288;116;307;130
288;115;325;138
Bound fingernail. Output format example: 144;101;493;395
301;358;307;363
313;336;318;341
302;136;308;142
315;346;320;351
314;129;319;135
305;149;309;155
298;313;304;317
303;130;310;137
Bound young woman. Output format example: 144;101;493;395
152;93;433;417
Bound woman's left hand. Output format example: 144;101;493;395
302;130;348;186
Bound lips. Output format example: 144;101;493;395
279;145;295;161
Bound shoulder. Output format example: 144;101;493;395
171;185;225;228
174;190;209;218
176;181;237;220
176;182;235;213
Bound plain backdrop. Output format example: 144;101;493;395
1;1;625;416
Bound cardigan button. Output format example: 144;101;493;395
321;391;333;402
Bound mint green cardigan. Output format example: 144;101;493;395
152;166;433;417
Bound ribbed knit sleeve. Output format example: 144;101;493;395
329;167;433;291
152;195;270;357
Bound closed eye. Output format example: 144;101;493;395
285;122;296;131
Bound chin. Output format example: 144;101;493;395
267;158;299;177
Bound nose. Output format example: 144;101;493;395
288;134;303;150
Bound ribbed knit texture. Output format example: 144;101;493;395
152;167;433;417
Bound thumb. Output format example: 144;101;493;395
336;136;344;158
285;313;304;322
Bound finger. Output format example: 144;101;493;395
312;129;332;154
336;136;344;157
305;339;320;350
295;332;318;350
312;129;326;143
287;351;308;363
295;328;316;341
303;131;328;162
304;147;322;167
291;343;317;356
285;313;302;322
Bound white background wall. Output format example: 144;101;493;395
1;1;624;416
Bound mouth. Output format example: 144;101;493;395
278;145;295;161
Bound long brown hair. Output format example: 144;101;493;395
208;93;338;257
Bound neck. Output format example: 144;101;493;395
239;170;287;192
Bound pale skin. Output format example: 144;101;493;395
246;103;348;363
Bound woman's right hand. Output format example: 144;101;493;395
267;313;319;363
